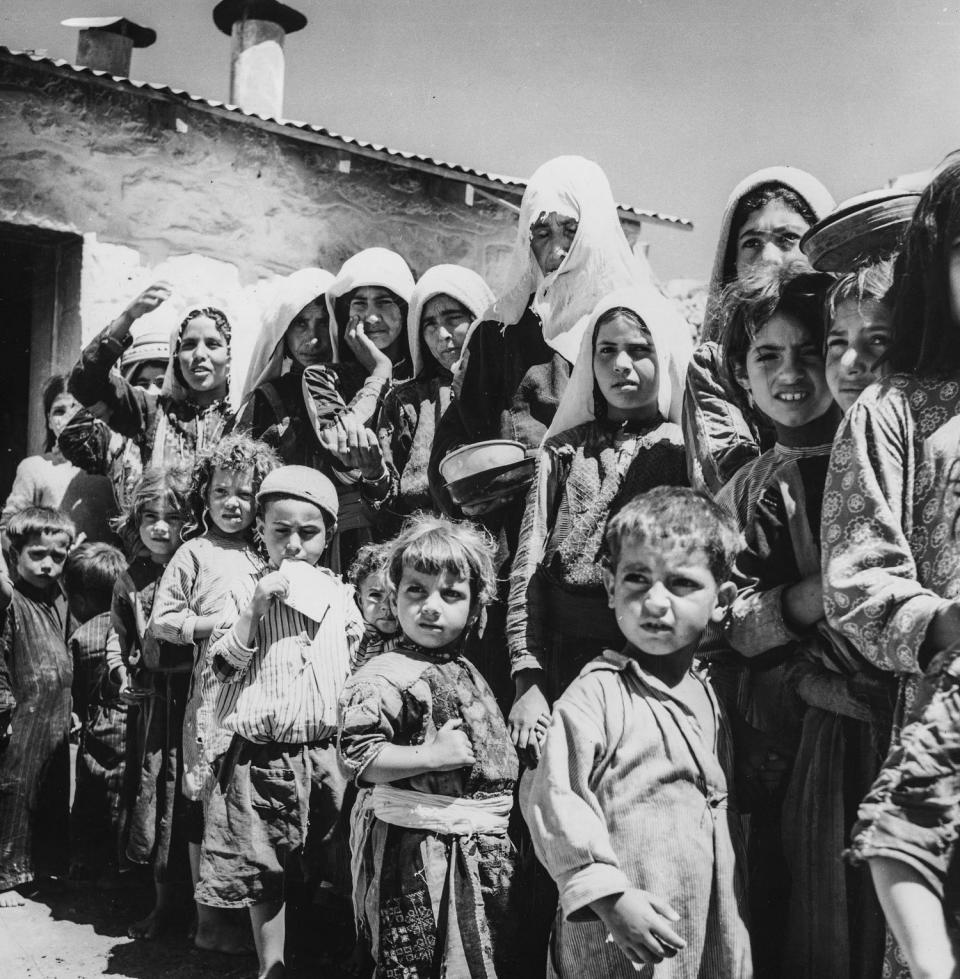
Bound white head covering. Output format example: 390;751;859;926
406;265;495;378
121;327;170;379
240;267;335;401
545;286;693;440
488;156;644;363
325;248;416;362
701;166;835;342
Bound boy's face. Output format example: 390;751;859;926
357;571;397;635
15;531;72;589
139;505;185;562
735;312;834;429
392;566;473;649
257;497;329;567
602;537;735;658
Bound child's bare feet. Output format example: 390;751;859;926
0;887;25;908
128;905;173;939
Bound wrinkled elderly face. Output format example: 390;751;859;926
285;299;331;368
529;211;579;275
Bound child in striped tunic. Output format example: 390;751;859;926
148;432;278;953
203;465;363;979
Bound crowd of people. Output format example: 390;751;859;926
1;149;959;979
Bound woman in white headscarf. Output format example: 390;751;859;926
299;248;416;571
235;267;336;467
356;264;494;533
505;286;691;757
683;167;835;495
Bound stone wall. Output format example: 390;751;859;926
0;55;519;405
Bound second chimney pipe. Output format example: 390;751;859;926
213;1;307;119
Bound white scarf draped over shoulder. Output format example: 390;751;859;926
406;264;495;378
325;247;416;363
240;267;336;402
545;285;693;440
701;166;835;342
487;155;646;364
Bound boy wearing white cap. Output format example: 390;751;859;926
200;466;363;979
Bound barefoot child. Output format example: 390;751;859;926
202;466;363;979
0;507;76;907
521;487;751;977
148;432;278;952
338;515;523;978
63;542;129;880
106;467;193;938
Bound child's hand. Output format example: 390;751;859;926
592;889;686;967
70;712;82;737
426;718;476;771
508;672;551;767
119;671;151;706
252;572;289;617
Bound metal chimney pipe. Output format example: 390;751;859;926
61;17;156;76
213;1;307;119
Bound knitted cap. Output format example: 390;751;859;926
256;465;339;523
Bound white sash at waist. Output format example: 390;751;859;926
371;784;512;836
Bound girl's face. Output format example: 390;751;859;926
128;359;167;395
530;210;579;275
47;392;79;442
178;316;229;395
357;571;398;635
207;466;256;537
825;298;892;412
736;312;834;430
421;294;472;372
735;201;810;280
285;299;331;368
139;503;185;562
593;312;660;423
348;287;403;350
392;565;474;649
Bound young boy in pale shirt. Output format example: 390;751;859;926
521;486;752;978
201;466;363;979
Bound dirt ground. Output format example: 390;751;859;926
0;876;354;979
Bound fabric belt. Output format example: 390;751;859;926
371;784;512;836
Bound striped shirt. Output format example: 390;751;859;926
148;531;265;795
210;564;363;745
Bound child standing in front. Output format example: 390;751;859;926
338;515;522;978
148;432;278;952
63;541;129;880
0;507;76;907
201;465;363;979
521;487;751;978
107;466;193;939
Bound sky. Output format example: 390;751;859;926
2;0;959;281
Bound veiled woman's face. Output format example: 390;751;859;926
530;210;579;275
348;287;404;350
420;294;472;371
735;201;810;281
285;299;331;368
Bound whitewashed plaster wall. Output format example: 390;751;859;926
0;58;519;400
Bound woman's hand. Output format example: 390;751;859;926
591;889;686;967
318;417;386;479
508;670;551;766
425;718;476;771
124;282;172;322
344;316;393;379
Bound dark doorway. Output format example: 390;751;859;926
0;227;82;505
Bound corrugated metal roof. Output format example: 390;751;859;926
0;46;693;231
